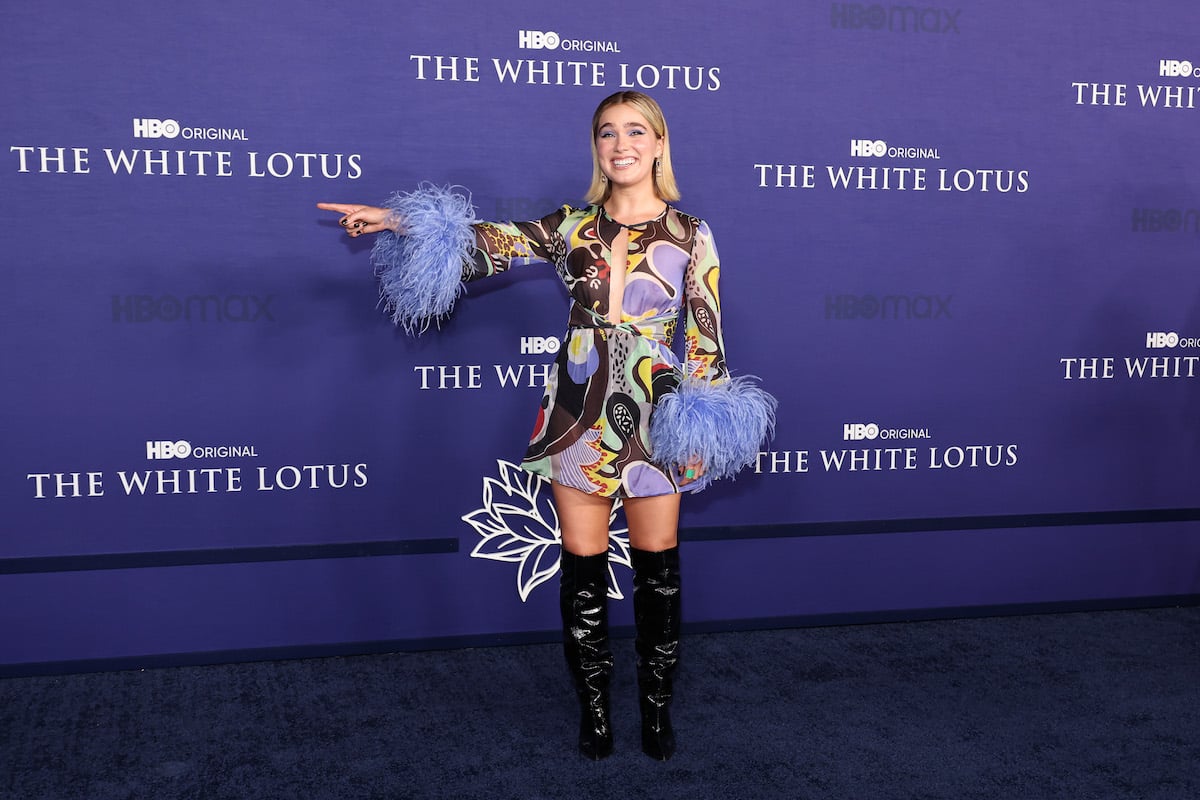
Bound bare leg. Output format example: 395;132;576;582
552;482;614;556
622;493;681;553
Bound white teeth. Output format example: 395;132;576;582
613;158;635;167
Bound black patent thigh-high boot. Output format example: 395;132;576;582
559;550;614;760
631;545;682;761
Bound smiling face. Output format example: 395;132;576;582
584;91;679;205
594;103;664;196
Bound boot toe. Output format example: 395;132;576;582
580;730;614;760
641;729;675;761
640;707;675;760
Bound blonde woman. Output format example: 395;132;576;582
319;91;774;761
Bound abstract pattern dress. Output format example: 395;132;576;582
467;204;727;498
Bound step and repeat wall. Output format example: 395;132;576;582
3;1;1198;671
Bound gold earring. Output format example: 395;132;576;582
655;158;662;178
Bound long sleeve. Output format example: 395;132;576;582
681;220;729;382
466;207;571;281
368;184;568;333
370;184;477;334
648;218;776;488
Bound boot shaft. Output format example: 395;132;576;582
559;550;615;760
559;550;614;677
631;545;682;650
631;545;681;761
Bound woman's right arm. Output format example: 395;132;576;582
316;202;402;237
315;198;568;274
467;211;569;281
317;188;568;332
318;187;475;333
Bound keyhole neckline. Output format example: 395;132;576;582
599;203;670;230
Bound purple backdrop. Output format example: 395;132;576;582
2;0;1199;671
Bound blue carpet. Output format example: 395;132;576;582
2;607;1198;799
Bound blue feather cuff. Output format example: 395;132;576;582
370;183;477;334
649;375;778;491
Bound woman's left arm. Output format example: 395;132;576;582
681;219;729;383
650;219;777;489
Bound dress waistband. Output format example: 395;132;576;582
567;305;677;343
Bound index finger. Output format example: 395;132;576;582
316;202;362;215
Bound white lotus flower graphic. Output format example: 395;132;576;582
464;460;630;602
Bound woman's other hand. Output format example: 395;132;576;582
677;456;705;487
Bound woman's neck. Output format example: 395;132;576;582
602;186;666;225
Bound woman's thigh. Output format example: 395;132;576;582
552;481;614;556
622;493;681;553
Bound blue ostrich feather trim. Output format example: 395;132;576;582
649;375;778;491
370;183;477;334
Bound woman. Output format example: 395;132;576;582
319;91;774;761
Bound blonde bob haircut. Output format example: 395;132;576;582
584;91;680;205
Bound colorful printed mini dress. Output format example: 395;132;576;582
468;204;728;498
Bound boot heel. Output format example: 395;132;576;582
640;698;675;760
578;695;613;760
